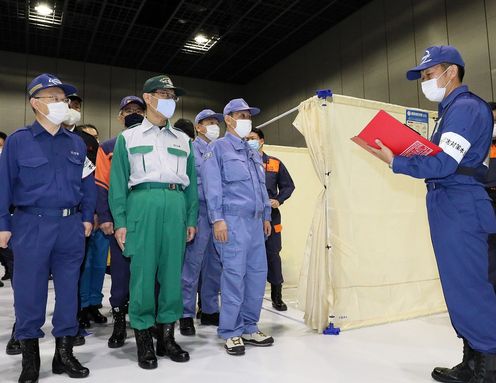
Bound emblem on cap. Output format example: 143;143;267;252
420;50;432;65
160;77;173;86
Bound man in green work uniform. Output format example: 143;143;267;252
109;74;198;369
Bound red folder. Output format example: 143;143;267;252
351;110;441;157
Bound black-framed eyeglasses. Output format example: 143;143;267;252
152;90;179;102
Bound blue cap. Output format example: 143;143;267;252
195;109;224;124
119;96;145;110
406;45;465;81
27;73;77;98
223;98;260;116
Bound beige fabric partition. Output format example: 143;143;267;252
293;95;447;332
261;145;321;288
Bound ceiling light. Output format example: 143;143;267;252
194;34;209;44
34;4;53;16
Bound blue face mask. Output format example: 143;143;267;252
247;139;260;151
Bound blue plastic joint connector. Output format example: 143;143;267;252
323;322;341;335
316;89;333;99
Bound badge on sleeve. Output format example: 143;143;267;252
82;157;96;178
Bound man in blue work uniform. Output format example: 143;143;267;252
180;109;223;336
0;73;96;382
371;46;496;383
95;95;146;348
202;98;274;356
485;102;496;289
247;128;295;311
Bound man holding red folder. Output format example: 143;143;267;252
370;46;496;383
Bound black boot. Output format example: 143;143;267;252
271;284;288;311
52;336;90;378
73;335;85;347
7;323;21;355
19;339;40;383
78;308;91;329
156;323;189;363
108;306;127;348
134;329;157;370
432;339;475;383
2;264;11;280
200;312;219;326
179;317;196;336
87;305;107;324
468;351;496;383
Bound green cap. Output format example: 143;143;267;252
142;75;185;96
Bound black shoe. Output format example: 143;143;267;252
73;335;85;347
19;339;40;383
7;324;21;355
78;308;91;329
200;312;219;326
2;266;11;280
87;305;107;324
0;279;3;287
271;284;288;311
134;329;157;370
468;351;496;383
52;336;89;378
108;306;127;348
156;323;189;363
179;317;196;336
432;339;475;383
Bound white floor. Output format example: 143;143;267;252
0;276;461;383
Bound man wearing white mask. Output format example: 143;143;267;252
179;109;223;336
109;74;198;369
370;46;496;383
202;98;273;356
0;73;96;382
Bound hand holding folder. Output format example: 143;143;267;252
351;110;441;163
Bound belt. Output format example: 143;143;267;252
131;182;184;192
18;206;79;217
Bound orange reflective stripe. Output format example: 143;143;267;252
266;158;280;172
274;224;282;233
490;145;496;159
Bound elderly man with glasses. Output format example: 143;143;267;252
109;75;198;369
0;73;96;382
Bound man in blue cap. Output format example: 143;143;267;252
179;109;223;336
96;95;146;349
0;73;96;382
201;98;273;355
370;46;496;383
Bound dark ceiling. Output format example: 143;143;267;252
0;0;371;84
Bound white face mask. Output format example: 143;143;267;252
492;123;496;139
39;101;70;125
153;97;176;119
63;108;81;126
421;66;452;103
234;119;252;138
204;124;220;141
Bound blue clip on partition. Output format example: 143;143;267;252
316;89;332;99
323;322;340;335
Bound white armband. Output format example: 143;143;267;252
438;132;471;163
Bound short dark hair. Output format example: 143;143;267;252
441;62;464;82
174;118;195;139
488;102;496;111
76;124;99;135
251;127;264;140
0;131;7;140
